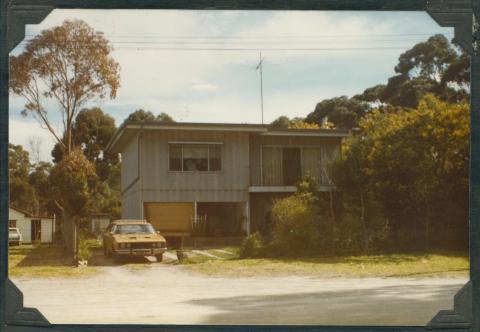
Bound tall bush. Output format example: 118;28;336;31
269;194;319;256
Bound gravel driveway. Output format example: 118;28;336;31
12;264;467;325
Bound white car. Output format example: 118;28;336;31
9;227;23;246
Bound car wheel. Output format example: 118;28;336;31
156;254;163;262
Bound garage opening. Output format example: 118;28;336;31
144;202;248;247
194;202;247;238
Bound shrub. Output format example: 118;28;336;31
78;232;93;261
269;194;320;257
239;233;264;258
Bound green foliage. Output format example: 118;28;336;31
51;107;121;219
50;149;97;218
269;194;320;256
9;143;56;216
336;94;469;251
52;107;119;183
395;34;456;80
306;34;469;129
9;144;39;213
9;19;122;225
78;232;93;261
29;162;54;214
89;181;122;220
270;116;320;129
269;116;291;129
239;233;264;258
305;96;369;130
124;109;175;125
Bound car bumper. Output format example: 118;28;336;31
114;248;167;256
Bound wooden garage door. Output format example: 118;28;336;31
144;202;194;235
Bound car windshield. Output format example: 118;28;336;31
113;224;155;234
9;230;18;235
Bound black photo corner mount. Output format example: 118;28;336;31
1;0;478;331
5;279;49;327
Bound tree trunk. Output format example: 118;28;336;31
425;216;430;253
62;211;77;264
360;191;366;226
66;126;72;155
425;203;431;253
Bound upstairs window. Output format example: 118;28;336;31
169;144;222;172
183;146;208;171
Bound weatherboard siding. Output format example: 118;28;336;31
121;133;139;193
121;181;141;219
139;130;250;202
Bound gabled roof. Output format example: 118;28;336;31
107;121;349;154
9;205;53;219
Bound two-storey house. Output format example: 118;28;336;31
107;122;348;241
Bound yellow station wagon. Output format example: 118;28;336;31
103;220;167;262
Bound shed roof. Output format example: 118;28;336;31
9;205;54;220
107;121;349;154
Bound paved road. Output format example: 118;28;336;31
12;264;467;325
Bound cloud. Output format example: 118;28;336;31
10;10;453;147
191;83;218;92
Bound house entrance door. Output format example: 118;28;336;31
31;219;41;243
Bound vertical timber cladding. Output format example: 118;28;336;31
144;202;194;236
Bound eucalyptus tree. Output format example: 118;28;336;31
9;19;121;156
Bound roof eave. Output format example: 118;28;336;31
262;130;349;137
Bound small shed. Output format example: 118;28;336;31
91;214;110;235
8;206;54;244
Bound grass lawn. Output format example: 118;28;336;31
181;249;469;278
9;244;100;278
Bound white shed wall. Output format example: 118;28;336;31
40;218;53;243
8;208;53;243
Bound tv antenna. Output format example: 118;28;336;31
255;51;265;124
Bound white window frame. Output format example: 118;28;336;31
168;142;223;172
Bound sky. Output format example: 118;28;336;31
9;10;453;162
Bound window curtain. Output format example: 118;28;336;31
302;147;323;184
262;147;283;185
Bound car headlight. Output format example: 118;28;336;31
126;243;131;248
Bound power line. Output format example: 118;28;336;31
12;43;423;51
24;32;454;39
18;39;442;46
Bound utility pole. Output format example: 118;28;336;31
256;51;264;124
